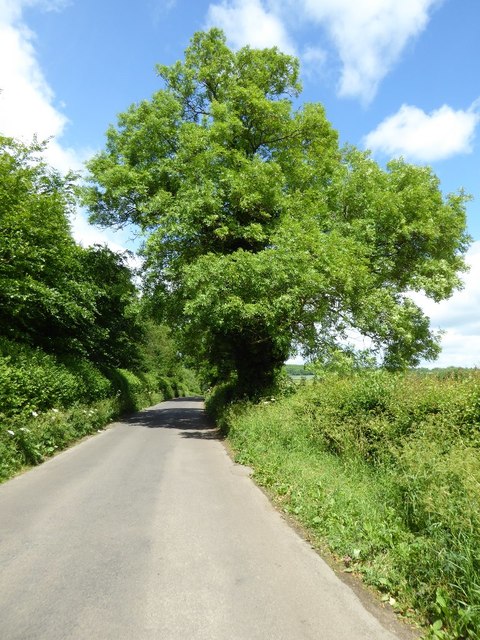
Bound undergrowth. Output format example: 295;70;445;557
0;339;196;482
208;370;480;639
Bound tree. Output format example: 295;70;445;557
0;136;144;367
84;29;470;396
0;135;92;354
77;245;143;368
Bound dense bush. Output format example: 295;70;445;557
219;370;480;639
0;336;198;481
0;339;112;415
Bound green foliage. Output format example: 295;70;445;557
0;400;120;481
0;136;90;353
0;332;200;482
77;245;144;367
0;136;200;482
204;379;239;429
136;319;201;396
0;352;169;482
85;29;470;397
0;338;111;415
221;370;480;638
106;368;162;413
156;376;175;400
0;136;146;367
0;336;174;418
138;322;177;374
59;356;114;401
176;366;201;396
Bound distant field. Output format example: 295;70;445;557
290;375;315;384
284;364;314;377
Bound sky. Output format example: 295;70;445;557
0;0;479;367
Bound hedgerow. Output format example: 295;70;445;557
0;338;191;481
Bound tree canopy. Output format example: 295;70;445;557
0;136;143;368
84;29;470;396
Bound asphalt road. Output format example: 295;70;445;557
0;398;416;640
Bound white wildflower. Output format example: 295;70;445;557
31;411;38;417
7;430;15;436
52;408;59;413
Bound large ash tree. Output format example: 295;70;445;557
84;29;470;396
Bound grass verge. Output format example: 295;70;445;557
209;370;480;639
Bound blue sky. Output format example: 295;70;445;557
1;0;479;366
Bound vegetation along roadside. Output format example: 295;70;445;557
2;26;477;640
207;369;480;640
0;135;199;482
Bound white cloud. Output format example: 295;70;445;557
299;0;442;103
364;102;480;162
206;0;296;54
70;209;143;269
429;330;480;369
205;0;442;102
0;1;89;173
0;23;65;137
410;242;480;368
301;44;327;80
0;0;130;251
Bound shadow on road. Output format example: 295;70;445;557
179;429;220;440
124;397;222;440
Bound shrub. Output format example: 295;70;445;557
0;338;190;483
156;376;175;401
0;400;119;482
0;342;83;414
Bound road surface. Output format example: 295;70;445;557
0;398;416;639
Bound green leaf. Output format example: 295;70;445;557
82;29;471;398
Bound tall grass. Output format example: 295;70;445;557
213;370;480;639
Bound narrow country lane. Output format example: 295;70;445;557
0;398;415;640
